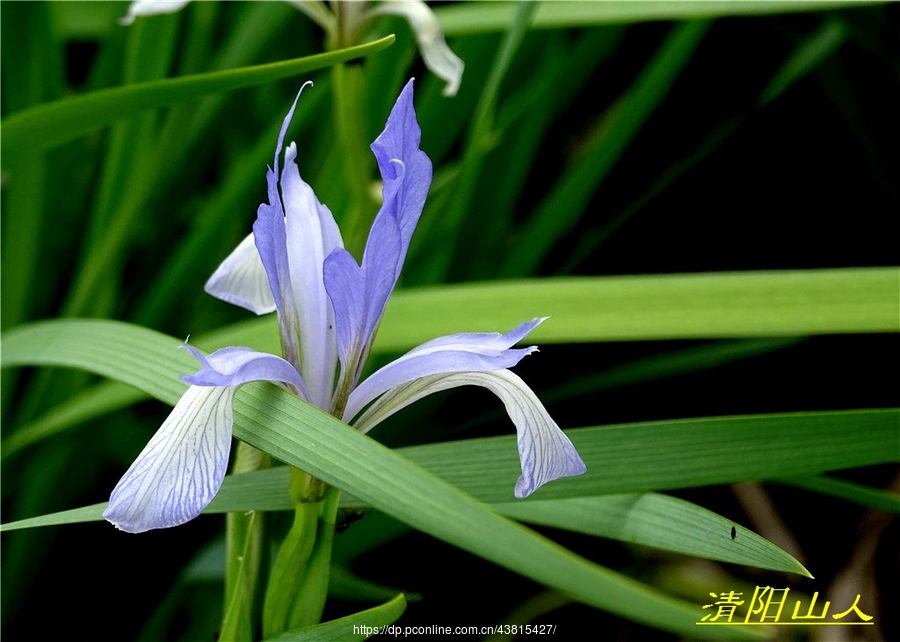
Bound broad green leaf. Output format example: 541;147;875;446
378;268;899;351
437;1;886;35
265;594;406;641
197;268;900;356
1;320;753;637
1;337;795;458
393;410;898;503
0;36;395;154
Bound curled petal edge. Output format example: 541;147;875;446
103;385;235;533
344;319;545;422
352;370;586;498
371;1;464;96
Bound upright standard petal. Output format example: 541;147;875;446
103;385;235;533
352;370;587;498
343;319;544;422
280;141;343;408
324;79;432;382
252;83;312;321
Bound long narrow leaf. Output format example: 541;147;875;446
266;594;406;641
437;1;886;35
197;268;900;356
1;36;394;154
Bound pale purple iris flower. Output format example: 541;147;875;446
103;80;586;534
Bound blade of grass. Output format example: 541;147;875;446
775;476;900;513
1;36;395;155
265;594;405;641
375;268;900;351
437;1;886;35
500;20;709;277
419;0;538;280
494;494;811;577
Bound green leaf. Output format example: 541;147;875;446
776;476;900;513
0;318;758;638
393;410;899;502
494;495;811;577
1;380;144;459
437;1;886;35
0;36;395;155
1;478;809;577
377;268;900;351
199;268;899;357
264;594;406;641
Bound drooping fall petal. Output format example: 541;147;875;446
103;385;235;533
344;319;544;422
352;369;587;498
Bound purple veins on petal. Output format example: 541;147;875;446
347;369;587;498
343;319;546;422
103;385;235;533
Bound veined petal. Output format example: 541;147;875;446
371;1;464;97
352;370;587;498
205;233;276;315
120;0;191;25
182;345;308;400
251;82;320;371
344;319;544;422
103;385;234;533
324;80;432;381
281;141;343;408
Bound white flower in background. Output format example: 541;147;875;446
121;0;464;96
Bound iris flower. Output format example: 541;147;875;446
104;80;586;534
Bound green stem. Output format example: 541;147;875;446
331;62;376;257
221;442;268;641
263;469;341;638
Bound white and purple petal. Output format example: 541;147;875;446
280;141;343;408
204;233;276;315
120;0;190;25
370;1;464;97
343;319;545;422
103;385;235;533
252;83;313;322
182;345;308;400
351;370;587;498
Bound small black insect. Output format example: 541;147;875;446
336;509;367;533
731;526;737;540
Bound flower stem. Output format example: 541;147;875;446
262;468;341;638
220;442;268;641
